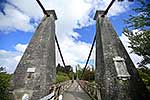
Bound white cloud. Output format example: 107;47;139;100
15;43;28;53
9;0;43;19
0;0;132;34
0;43;27;73
0;50;21;73
14;55;22;62
75;0;132;28
119;34;143;67
0;4;35;32
56;35;95;68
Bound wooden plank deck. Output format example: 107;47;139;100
63;81;92;100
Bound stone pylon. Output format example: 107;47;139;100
94;10;150;100
11;10;57;100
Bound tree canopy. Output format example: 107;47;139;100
0;67;11;100
75;64;95;81
56;64;73;83
138;68;150;92
124;1;150;67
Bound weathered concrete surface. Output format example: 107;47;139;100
63;81;92;100
11;10;57;100
94;10;150;100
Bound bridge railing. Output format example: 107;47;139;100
78;80;102;100
40;80;72;100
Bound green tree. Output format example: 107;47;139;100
138;68;150;91
0;67;11;100
56;71;70;83
76;64;83;79
82;68;95;81
56;64;73;82
76;64;95;81
124;1;150;67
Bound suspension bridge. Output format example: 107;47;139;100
10;0;150;100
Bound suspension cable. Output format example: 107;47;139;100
36;0;49;16
55;34;66;68
55;34;72;79
81;34;96;79
101;0;116;17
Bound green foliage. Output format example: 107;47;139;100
138;68;150;91
124;1;150;67
0;67;11;100
56;64;65;72
125;1;150;30
75;64;95;81
56;64;73;83
124;30;150;57
75;65;83;79
56;71;70;83
82;69;95;81
56;64;95;82
56;64;73;73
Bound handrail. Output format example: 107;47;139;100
40;80;72;100
78;80;102;100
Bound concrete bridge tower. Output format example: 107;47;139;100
95;10;150;100
11;10;57;100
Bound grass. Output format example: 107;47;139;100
56;71;70;83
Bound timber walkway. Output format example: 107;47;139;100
63;81;92;100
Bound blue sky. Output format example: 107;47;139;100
0;0;145;73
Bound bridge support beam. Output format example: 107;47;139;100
11;10;57;100
94;10;150;100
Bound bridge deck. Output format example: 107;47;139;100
63;81;92;100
